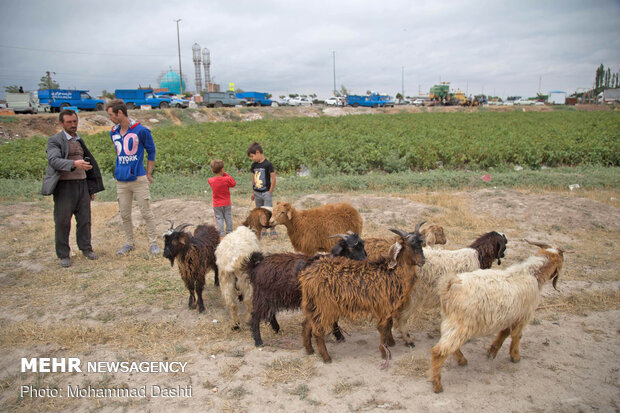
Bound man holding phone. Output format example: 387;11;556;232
42;109;105;267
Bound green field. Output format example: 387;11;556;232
1;111;619;180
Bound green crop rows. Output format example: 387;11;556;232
1;111;618;179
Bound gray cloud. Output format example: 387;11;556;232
1;0;619;100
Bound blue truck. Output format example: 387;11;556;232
345;93;395;108
114;89;171;110
38;89;105;112
235;92;273;107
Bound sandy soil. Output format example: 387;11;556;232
0;189;619;412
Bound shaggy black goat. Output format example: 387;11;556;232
163;221;220;313
244;232;367;347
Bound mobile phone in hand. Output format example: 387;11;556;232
84;156;91;163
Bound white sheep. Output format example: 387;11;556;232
215;225;262;329
392;231;508;347
429;240;564;393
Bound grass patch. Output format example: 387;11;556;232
1;166;619;202
394;355;430;378
263;357;317;385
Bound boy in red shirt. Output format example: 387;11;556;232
208;159;236;237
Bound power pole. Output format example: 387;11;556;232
175;19;183;94
332;51;336;95
401;66;404;99
538;76;542;95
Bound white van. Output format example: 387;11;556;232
6;92;39;114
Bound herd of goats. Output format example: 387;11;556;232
161;201;564;393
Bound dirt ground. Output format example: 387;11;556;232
0;103;615;141
0;188;619;412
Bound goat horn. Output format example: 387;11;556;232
389;228;408;238
166;219;175;230
413;220;426;234
524;239;552;249
328;233;348;239
174;223;193;233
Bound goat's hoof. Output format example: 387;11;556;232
335;336;346;344
405;341;416;348
510;355;521;363
198;307;205;313
457;358;468;366
432;382;444;393
387;339;396;347
305;348;314;355
322;358;332;364
231;325;240;331
254;342;263;348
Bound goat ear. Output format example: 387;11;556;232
259;211;269;227
286;206;293;221
387;242;402;269
425;232;435;247
331;243;344;257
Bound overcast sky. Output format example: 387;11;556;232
1;0;619;100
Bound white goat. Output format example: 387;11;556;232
215;225;261;329
392;231;508;347
430;240;564;393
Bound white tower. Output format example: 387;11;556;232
192;43;202;93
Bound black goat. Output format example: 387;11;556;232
244;232;367;347
163;221;220;313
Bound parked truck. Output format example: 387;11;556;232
235;92;273;106
201;91;248;108
5;91;39;114
429;83;457;105
114;89;171;110
38;89;104;112
345;93;394;108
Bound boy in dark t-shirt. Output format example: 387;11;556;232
247;141;277;239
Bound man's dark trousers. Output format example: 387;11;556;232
53;180;92;259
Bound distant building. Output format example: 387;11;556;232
160;70;186;94
548;91;566;105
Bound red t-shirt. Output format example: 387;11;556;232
208;173;237;207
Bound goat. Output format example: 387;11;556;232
391;231;508;347
244;232;367;347
242;207;272;240
364;224;450;262
430;240;564;393
163;221;220;313
299;222;426;364
420;224;447;247
269;202;363;255
215;225;262;329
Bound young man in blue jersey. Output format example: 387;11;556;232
106;100;160;255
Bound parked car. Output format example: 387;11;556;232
514;98;534;105
288;97;313;106
324;97;345;106
155;93;189;108
412;98;426;106
271;97;289;106
5;91;39;114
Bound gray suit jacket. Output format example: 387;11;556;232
41;131;105;196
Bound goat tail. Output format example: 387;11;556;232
243;252;265;282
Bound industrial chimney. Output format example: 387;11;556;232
202;47;211;87
192;43;202;93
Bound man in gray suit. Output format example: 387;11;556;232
42;109;105;267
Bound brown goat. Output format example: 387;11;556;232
299;223;425;364
364;224;447;262
420;224;447;247
242;207;272;239
269;202;363;255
